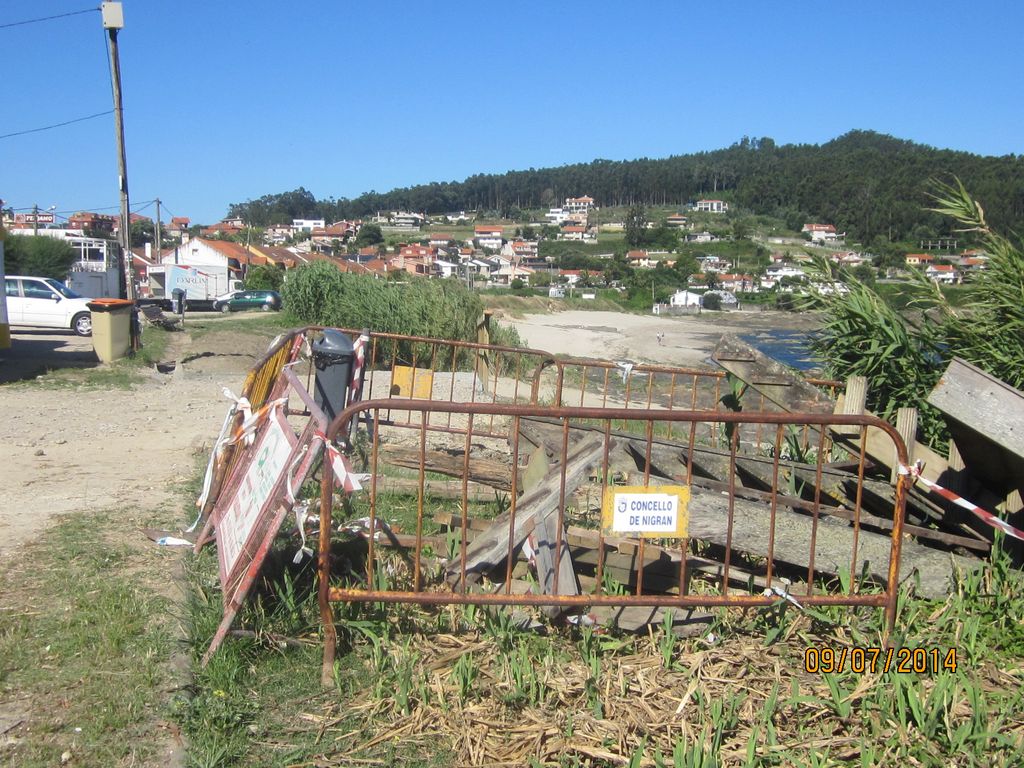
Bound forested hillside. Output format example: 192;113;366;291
227;131;1024;246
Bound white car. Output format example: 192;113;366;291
4;276;95;336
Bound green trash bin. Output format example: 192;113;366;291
86;298;134;363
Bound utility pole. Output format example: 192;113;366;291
33;204;38;236
154;198;161;263
102;2;135;300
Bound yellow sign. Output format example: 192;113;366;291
601;485;690;539
391;365;434;399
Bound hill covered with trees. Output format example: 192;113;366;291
227;131;1024;248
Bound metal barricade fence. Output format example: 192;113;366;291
198;327;840;542
314;398;911;683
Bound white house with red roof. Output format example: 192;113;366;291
802;223;842;243
558;225;592;241
564;196;595;215
925;264;961;284
474;225;504;251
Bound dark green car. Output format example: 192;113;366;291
214;290;282;313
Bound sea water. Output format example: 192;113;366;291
739;329;821;373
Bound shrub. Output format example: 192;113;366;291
245;264;284;291
4;235;77;280
701;293;722;310
282;263;486;364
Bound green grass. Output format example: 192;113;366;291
177;459;1024;767
182;311;296;341
0;508;182;767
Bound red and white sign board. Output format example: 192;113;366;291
217;411;295;580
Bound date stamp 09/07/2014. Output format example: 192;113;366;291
804;647;958;675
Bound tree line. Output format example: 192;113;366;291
226;131;1024;247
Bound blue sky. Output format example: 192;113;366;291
2;1;1022;225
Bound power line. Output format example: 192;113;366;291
0;7;98;30
0;109;113;140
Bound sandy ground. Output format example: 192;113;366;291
0;307;819;558
506;308;817;368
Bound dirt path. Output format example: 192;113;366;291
0;325;276;559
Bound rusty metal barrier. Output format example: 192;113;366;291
197;326;840;536
314;398;913;684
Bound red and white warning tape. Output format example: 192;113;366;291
315;432;363;493
899;460;1024;542
350;331;369;403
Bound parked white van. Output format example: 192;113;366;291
4;276;94;336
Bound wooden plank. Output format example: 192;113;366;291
375;476;500;502
683;484;974;599
445;434;608;584
928;357;1024;497
381;444;512;491
532;502;579;617
626;437;988;552
712;335;835;414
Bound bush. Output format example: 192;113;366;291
4;234;77;280
245;264;284;291
701;293;722;310
282;262;485;364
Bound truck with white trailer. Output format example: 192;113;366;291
145;264;244;311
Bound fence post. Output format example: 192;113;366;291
892;407;918;483
835;375;867;436
476;310;492;394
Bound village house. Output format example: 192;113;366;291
474;225;504;251
829;250;868;267
510;240;539;259
905;253;936;266
201;219;245;238
626;250;654;268
491;262;534;286
696;254;730;273
433;259;459;279
668;289;703;308
163;236;266;279
558;269;586;286
802;223;843;243
716;273;755;293
384;211;426;230
564;195;595;214
665;213;689;228
558;225;594;242
263;223;293;245
694;199;728;213
245;244;299;269
686;231;718;243
68;211;117;236
925;264;961;284
310;221;360;253
389;244;434;277
167;216;191;238
291;218;325;235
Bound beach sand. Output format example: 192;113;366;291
504;308;820;369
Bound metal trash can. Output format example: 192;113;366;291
86;298;134;363
312;330;354;422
